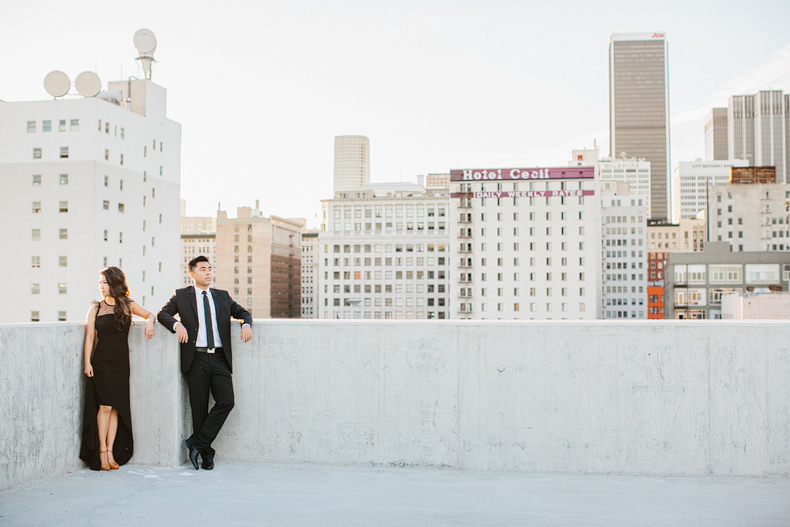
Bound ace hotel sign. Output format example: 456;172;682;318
450;167;596;199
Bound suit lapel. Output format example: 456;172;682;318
186;285;198;320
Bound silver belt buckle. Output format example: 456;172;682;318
207;348;216;354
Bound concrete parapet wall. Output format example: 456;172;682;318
2;321;789;492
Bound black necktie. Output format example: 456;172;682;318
203;291;215;349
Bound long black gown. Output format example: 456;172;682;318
79;300;134;470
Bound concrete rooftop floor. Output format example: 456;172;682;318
1;462;789;526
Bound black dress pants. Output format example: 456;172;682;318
185;349;234;457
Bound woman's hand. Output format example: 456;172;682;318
85;363;94;377
144;317;155;340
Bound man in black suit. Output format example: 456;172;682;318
158;255;252;470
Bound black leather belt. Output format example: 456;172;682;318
195;347;223;354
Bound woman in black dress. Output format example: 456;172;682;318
80;267;155;471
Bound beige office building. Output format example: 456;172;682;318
609;32;671;220
709;183;790;252
213;203;305;318
333;135;370;194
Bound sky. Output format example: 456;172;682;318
2;0;790;228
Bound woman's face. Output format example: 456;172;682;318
99;275;110;297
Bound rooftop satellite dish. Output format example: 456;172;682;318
133;28;157;53
134;29;157;79
44;70;70;97
75;71;102;97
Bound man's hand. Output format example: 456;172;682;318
175;323;189;343
240;325;252;343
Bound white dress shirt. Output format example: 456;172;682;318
194;286;222;348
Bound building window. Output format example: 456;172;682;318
31;256;40;268
118;203;125;213
60;147;69;158
27;121;36;133
58;283;67;294
43;120;51;132
120;128;125;139
105;149;109;160
59;229;68;240
33;148;42;159
32;174;41;186
60;173;68;185
32;229;41;241
70;119;79;131
59;201;68;213
32;201;41;213
31;311;40;322
103;200;110;210
59;256;67;267
58;311;67;321
59;120;66;132
31;283;40;294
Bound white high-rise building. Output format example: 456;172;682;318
609;32;671;220
318;181;451;320
449;166;602;320
0;78;181;323
597;157;651;216
676;160;749;219
301;231;320;318
709;183;790;252
333;135;370;194
600;182;648;319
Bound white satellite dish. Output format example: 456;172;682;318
134;28;157;54
44;71;71;97
75;71;102;97
133;29;157;79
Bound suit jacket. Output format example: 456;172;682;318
157;286;252;374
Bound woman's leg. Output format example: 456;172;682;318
106;409;119;466
97;405;112;468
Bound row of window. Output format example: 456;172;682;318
326;298;446;307
31;311;68;322
330;283;446;294
30;256;68;267
334;206;446;219
329;257;447;266
31;283;67;294
326;311;447;320
674;263;789;284
328;270;448;280
27;120;79;133
330;243;447;253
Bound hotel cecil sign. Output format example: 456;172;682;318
450;167;594;181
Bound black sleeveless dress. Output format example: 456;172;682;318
79;300;135;470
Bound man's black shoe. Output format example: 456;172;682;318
184;439;200;470
202;457;214;470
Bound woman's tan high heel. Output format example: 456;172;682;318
107;450;120;470
100;450;111;471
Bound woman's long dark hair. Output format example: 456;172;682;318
101;267;131;331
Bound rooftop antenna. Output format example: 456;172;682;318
133;29;157;80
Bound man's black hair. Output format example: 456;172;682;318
188;255;210;273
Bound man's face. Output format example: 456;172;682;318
190;262;212;288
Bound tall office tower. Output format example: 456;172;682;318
318;180;451;320
300;231;320;318
333;135;370;194
728;91;788;183
705;108;729;161
0;77;181;323
600;182;648;319
676;160;749;219
449;166;602;320
213;204;305;318
609;32;671;220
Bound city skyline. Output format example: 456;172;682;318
2;0;790;228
